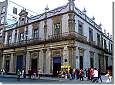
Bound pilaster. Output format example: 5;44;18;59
63;46;69;66
42;49;47;73
46;49;51;74
2;54;5;69
39;50;43;73
68;45;76;69
9;53;13;73
26;51;31;74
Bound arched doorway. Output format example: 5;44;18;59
53;55;61;77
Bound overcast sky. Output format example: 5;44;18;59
0;0;114;35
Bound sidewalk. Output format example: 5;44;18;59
0;74;113;83
0;74;60;81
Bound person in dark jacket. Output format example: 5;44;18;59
69;68;73;80
79;69;84;81
98;69;102;82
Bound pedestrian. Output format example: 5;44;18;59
92;68;98;83
75;68;78;80
73;68;76;79
84;69;87;80
90;68;94;81
16;69;21;81
87;68;90;80
105;70;112;83
28;68;31;79
38;68;41;79
79;68;84;81
21;69;25;78
1;68;5;77
32;68;36;79
98;68;102;83
69;67;73;80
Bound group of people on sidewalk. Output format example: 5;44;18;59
58;67;112;83
28;68;41;79
16;68;41;80
0;67;112;83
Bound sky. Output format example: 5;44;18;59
0;0;114;35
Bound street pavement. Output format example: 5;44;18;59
0;75;113;84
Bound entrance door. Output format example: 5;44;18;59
16;55;23;71
105;56;108;70
53;57;61;77
5;60;10;73
80;56;83;69
31;59;37;73
90;57;94;68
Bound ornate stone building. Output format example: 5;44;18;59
0;0;113;76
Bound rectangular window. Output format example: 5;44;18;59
7;32;12;44
19;33;24;42
13;7;17;14
90;52;94;68
97;33;100;46
32;22;39;39
104;39;107;49
54;23;61;35
89;28;93;41
33;29;39;39
14;30;17;42
25;26;28;40
53;16;62;35
101;36;103;48
78;21;83;35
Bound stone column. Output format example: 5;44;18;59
75;47;79;69
42;49;47;73
46;49;51;74
83;49;90;69
94;52;98;69
39;50;43;73
9;53;14;73
2;54;5;69
68;46;76;69
37;51;40;71
103;55;106;72
26;51;31;74
63;46;69;66
50;49;53;73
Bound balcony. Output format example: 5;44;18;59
48;32;87;43
3;32;87;49
4;38;44;49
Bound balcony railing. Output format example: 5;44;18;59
2;32;112;55
4;38;43;48
48;32;87;43
3;32;87;49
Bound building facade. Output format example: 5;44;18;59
0;0;113;76
0;0;38;42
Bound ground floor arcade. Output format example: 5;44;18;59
0;41;112;76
